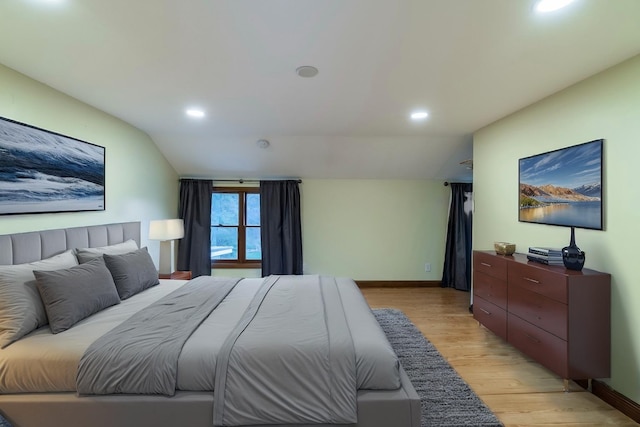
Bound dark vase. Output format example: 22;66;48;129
562;227;585;271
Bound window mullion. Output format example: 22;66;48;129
238;192;246;263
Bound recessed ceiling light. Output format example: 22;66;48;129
410;111;429;120
535;0;575;13
28;0;66;5
296;66;319;78
186;109;205;118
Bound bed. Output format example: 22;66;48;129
0;222;420;427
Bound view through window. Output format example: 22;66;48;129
211;188;261;267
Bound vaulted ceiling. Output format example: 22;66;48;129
1;0;639;181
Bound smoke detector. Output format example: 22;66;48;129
296;66;319;78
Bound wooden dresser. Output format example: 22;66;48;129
473;250;611;388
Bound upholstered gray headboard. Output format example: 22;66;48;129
0;222;141;266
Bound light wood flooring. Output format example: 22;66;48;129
361;287;638;427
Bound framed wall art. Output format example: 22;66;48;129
0;116;105;215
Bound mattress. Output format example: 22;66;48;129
0;278;400;395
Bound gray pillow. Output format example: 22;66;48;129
75;239;139;264
0;250;78;347
103;247;159;300
34;257;121;334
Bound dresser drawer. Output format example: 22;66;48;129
473;271;507;309
474;251;508;281
508;262;567;303
474;296;507;341
508;313;568;378
508;285;567;340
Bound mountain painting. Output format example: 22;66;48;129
519;139;603;230
0;117;105;215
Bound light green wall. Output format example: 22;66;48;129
0;63;179;263
473;54;640;404
301;179;449;280
213;179;451;280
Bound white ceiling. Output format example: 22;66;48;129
1;0;639;182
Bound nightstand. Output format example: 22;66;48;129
159;271;192;280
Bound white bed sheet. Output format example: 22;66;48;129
0;279;186;393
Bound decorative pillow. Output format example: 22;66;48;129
75;239;139;264
0;250;78;348
103;247;159;300
34;257;121;334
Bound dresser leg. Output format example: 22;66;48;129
563;379;570;392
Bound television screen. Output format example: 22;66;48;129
519;139;603;230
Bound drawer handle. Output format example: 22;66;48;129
480;262;492;267
525;333;540;344
479;308;491;315
523;277;540;284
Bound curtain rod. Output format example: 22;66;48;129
180;178;302;184
444;181;473;186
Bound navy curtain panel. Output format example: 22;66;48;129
441;183;473;291
177;179;213;278
260;180;303;277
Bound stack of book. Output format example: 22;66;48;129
527;247;564;265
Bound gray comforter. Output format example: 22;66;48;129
77;276;240;395
213;275;357;426
76;275;387;426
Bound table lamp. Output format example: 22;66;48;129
149;219;185;275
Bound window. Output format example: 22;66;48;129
211;187;261;268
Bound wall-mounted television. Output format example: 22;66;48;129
519;139;603;230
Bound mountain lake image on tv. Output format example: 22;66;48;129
519;139;603;230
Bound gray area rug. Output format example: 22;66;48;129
373;308;503;427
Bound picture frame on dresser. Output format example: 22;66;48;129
0;116;105;215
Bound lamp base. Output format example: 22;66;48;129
158;240;176;275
